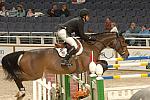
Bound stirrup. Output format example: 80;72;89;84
61;60;72;66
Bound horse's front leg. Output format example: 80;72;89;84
96;60;108;74
14;78;25;100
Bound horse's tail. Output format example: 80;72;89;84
1;51;25;80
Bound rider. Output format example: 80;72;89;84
57;8;96;66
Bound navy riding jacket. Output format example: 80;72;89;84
59;17;89;41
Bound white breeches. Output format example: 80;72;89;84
57;29;78;49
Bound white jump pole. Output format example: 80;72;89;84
33;81;37;100
43;78;47;100
38;79;42;100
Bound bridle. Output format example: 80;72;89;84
91;33;127;57
111;35;127;56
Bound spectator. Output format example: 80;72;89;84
147;27;150;30
139;25;150;36
72;0;85;4
8;7;17;17
126;22;141;35
0;0;5;11
104;17;112;32
47;4;61;17
60;3;70;17
125;22;141;46
16;4;25;17
0;5;9;17
26;9;35;17
138;25;150;46
110;22;118;33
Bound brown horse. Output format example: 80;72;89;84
1;32;129;99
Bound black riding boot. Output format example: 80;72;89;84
61;46;76;66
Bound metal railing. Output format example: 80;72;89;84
0;32;56;44
0;36;56;44
124;33;150;46
0;32;150;46
125;37;150;46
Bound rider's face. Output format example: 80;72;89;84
85;15;89;22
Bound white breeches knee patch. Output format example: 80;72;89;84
57;29;78;49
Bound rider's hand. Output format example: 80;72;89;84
88;36;96;41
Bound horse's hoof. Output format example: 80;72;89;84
15;91;25;98
146;63;150;69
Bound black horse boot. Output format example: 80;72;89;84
61;46;76;66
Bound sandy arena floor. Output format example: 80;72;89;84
1;67;150;100
0;68;32;100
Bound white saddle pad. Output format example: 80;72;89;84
55;46;83;58
55;39;83;57
55;48;67;57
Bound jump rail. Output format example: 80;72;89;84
107;62;149;68
33;78;52;100
101;56;150;61
64;74;90;100
103;73;150;80
88;73;150;100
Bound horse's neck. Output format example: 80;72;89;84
82;43;100;61
97;33;116;47
100;33;116;41
81;33;117;61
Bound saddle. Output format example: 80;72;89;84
55;39;83;58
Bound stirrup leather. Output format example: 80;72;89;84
61;59;72;66
61;46;76;66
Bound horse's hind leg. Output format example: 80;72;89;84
97;60;108;74
13;78;25;100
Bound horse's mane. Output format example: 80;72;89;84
91;32;118;38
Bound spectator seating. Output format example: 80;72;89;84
14;22;25;32
7;22;16;32
0;0;149;32
0;22;8;32
24;22;34;32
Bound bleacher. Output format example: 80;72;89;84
0;0;149;33
0;0;149;45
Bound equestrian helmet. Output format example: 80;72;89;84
79;8;89;18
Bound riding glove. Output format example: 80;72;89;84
88;36;96;41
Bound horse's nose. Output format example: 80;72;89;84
122;53;129;60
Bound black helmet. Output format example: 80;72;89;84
79;8;89;18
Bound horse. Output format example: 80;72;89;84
1;32;129;99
